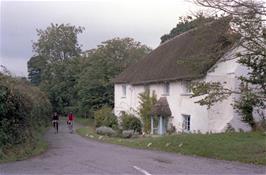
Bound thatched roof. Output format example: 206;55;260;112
113;18;237;85
151;97;171;117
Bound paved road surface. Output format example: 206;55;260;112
1;121;265;175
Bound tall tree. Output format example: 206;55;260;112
40;57;84;114
33;23;84;62
29;23;84;113
160;13;214;43
77;38;152;114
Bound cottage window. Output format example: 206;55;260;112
122;84;127;97
182;114;190;131
181;81;192;95
144;85;150;92
163;82;170;96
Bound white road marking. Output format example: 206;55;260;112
133;166;152;175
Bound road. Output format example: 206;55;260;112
1;121;265;175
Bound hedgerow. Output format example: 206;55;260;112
0;74;52;151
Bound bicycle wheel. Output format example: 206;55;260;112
56;122;58;133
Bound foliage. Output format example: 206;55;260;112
28;23;85;113
138;90;157;133
0;127;48;163
29;27;151;115
121;114;142;133
160;13;214;43
122;130;135;138
33;23;84;62
39;57;84;114
191;81;232;108
27;56;47;85
94;106;118;129
234;85;263;129
77;37;151;113
0;74;52;150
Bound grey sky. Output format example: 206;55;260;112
0;0;199;77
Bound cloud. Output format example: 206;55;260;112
1;0;199;77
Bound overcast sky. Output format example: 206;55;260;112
0;0;200;77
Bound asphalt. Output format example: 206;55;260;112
0;121;265;175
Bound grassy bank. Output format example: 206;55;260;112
75;117;95;128
0;127;48;163
76;121;266;165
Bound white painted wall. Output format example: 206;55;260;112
114;47;252;133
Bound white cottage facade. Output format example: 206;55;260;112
113;19;252;134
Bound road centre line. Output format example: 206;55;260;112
133;165;152;175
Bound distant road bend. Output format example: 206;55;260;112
1;121;265;175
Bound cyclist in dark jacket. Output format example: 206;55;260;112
52;112;59;133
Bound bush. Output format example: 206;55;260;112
0;74;52;149
94;106;118;129
121;114;142;133
96;126;116;137
122;130;134;138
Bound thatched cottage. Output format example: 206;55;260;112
113;18;251;134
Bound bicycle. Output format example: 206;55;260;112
52;120;59;134
67;120;73;133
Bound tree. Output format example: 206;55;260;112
33;23;84;62
160;13;214;43
27;56;47;85
191;0;266;129
77;38;151;114
29;23;85;113
138;90;157;134
40;57;84;114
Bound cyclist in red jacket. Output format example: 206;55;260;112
67;112;75;133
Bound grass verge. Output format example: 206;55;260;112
76;121;266;165
0;127;48;163
75;117;95;128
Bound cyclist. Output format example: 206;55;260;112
52;112;59;134
67;112;75;133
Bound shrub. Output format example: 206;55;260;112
96;126;116;137
138;90;157;133
94;106;118;129
0;74;52;149
167;123;176;134
121;114;142;133
122;130;134;138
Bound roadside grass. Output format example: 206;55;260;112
75;117;95;128
76;120;266;165
0;127;48;163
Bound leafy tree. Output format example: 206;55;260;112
40;57;84;113
30;23;85;113
27;56;47;85
191;0;266;129
77;38;151;114
160;13;214;43
138;90;157;134
33;23;84;62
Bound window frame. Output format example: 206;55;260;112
181;81;192;96
122;84;127;98
163;82;170;96
182;114;191;132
